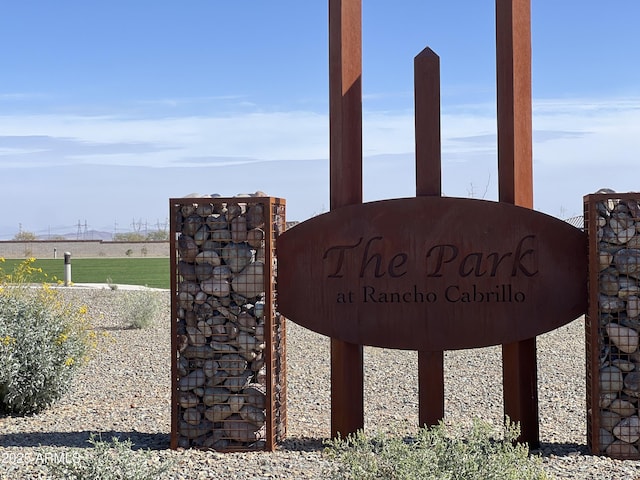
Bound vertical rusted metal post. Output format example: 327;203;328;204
496;0;539;447
414;47;444;427
169;202;179;450
329;0;364;438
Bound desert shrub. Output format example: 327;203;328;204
46;434;174;480
323;418;551;480
119;290;163;329
0;258;97;415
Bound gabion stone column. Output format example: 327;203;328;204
170;196;287;451
586;193;640;459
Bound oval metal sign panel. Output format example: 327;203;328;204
277;196;587;350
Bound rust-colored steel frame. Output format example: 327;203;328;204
585;193;601;455
169;196;287;452
328;0;539;446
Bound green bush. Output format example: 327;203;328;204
118;290;163;329
46;434;173;480
0;258;96;415
323;418;551;480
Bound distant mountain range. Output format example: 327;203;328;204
35;230;115;241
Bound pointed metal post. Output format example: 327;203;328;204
414;47;445;427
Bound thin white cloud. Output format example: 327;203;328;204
0;95;638;175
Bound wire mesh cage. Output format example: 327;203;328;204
586;193;640;459
170;196;287;451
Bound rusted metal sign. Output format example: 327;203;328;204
278;196;587;350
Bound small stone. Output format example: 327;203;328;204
196;203;215;217
613;415;640;443
226;203;244;220
232;262;264;299
197;320;213;337
240;405;266;427
186;326;207;347
181;204;197;216
224;371;252;392
611;216;634;235
195;250;221;266
176;334;189;352
600;410;622;431
182;215;202;236
223;414;264;443
628;296;640;319
205;404;233;422
212;265;233;280
606;323;639;353
612;359;636;372
600;273;620;296
202;387;230;406
178;262;197;282
247;204;265;229
619;277;640;299
228;394;245;413
201;278;230;297
211;229;232;242
600;392;617;408
179;369;206;391
217;354;248;375
600;366;624;393
182;345;218;359
193;225;210;245
177;355;189;376
625;372;640;392
178;391;199;409
201;429;229;450
615;249;640;278
247;228;265;248
600;294;626;313
608;399;637;417
203;359;218;377
600;252;614;271
243;384;267;409
618;227;637;244
178;420;212;439
178;235;199;263
221;243;253;272
231;216;248;243
211;342;238;353
194;291;208;305
600;428;615;451
606;440;639;458
206;214;228;230
237;312;257;329
183;407;202;425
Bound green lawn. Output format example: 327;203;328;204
0;258;170;289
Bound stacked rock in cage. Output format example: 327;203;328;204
587;193;640;458
170;195;286;451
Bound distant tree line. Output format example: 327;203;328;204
113;231;169;242
11;230;169;242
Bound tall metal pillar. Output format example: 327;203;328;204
329;0;365;438
495;0;539;447
414;47;445;427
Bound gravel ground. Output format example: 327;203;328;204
1;287;640;479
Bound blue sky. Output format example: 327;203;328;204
1;1;639;238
